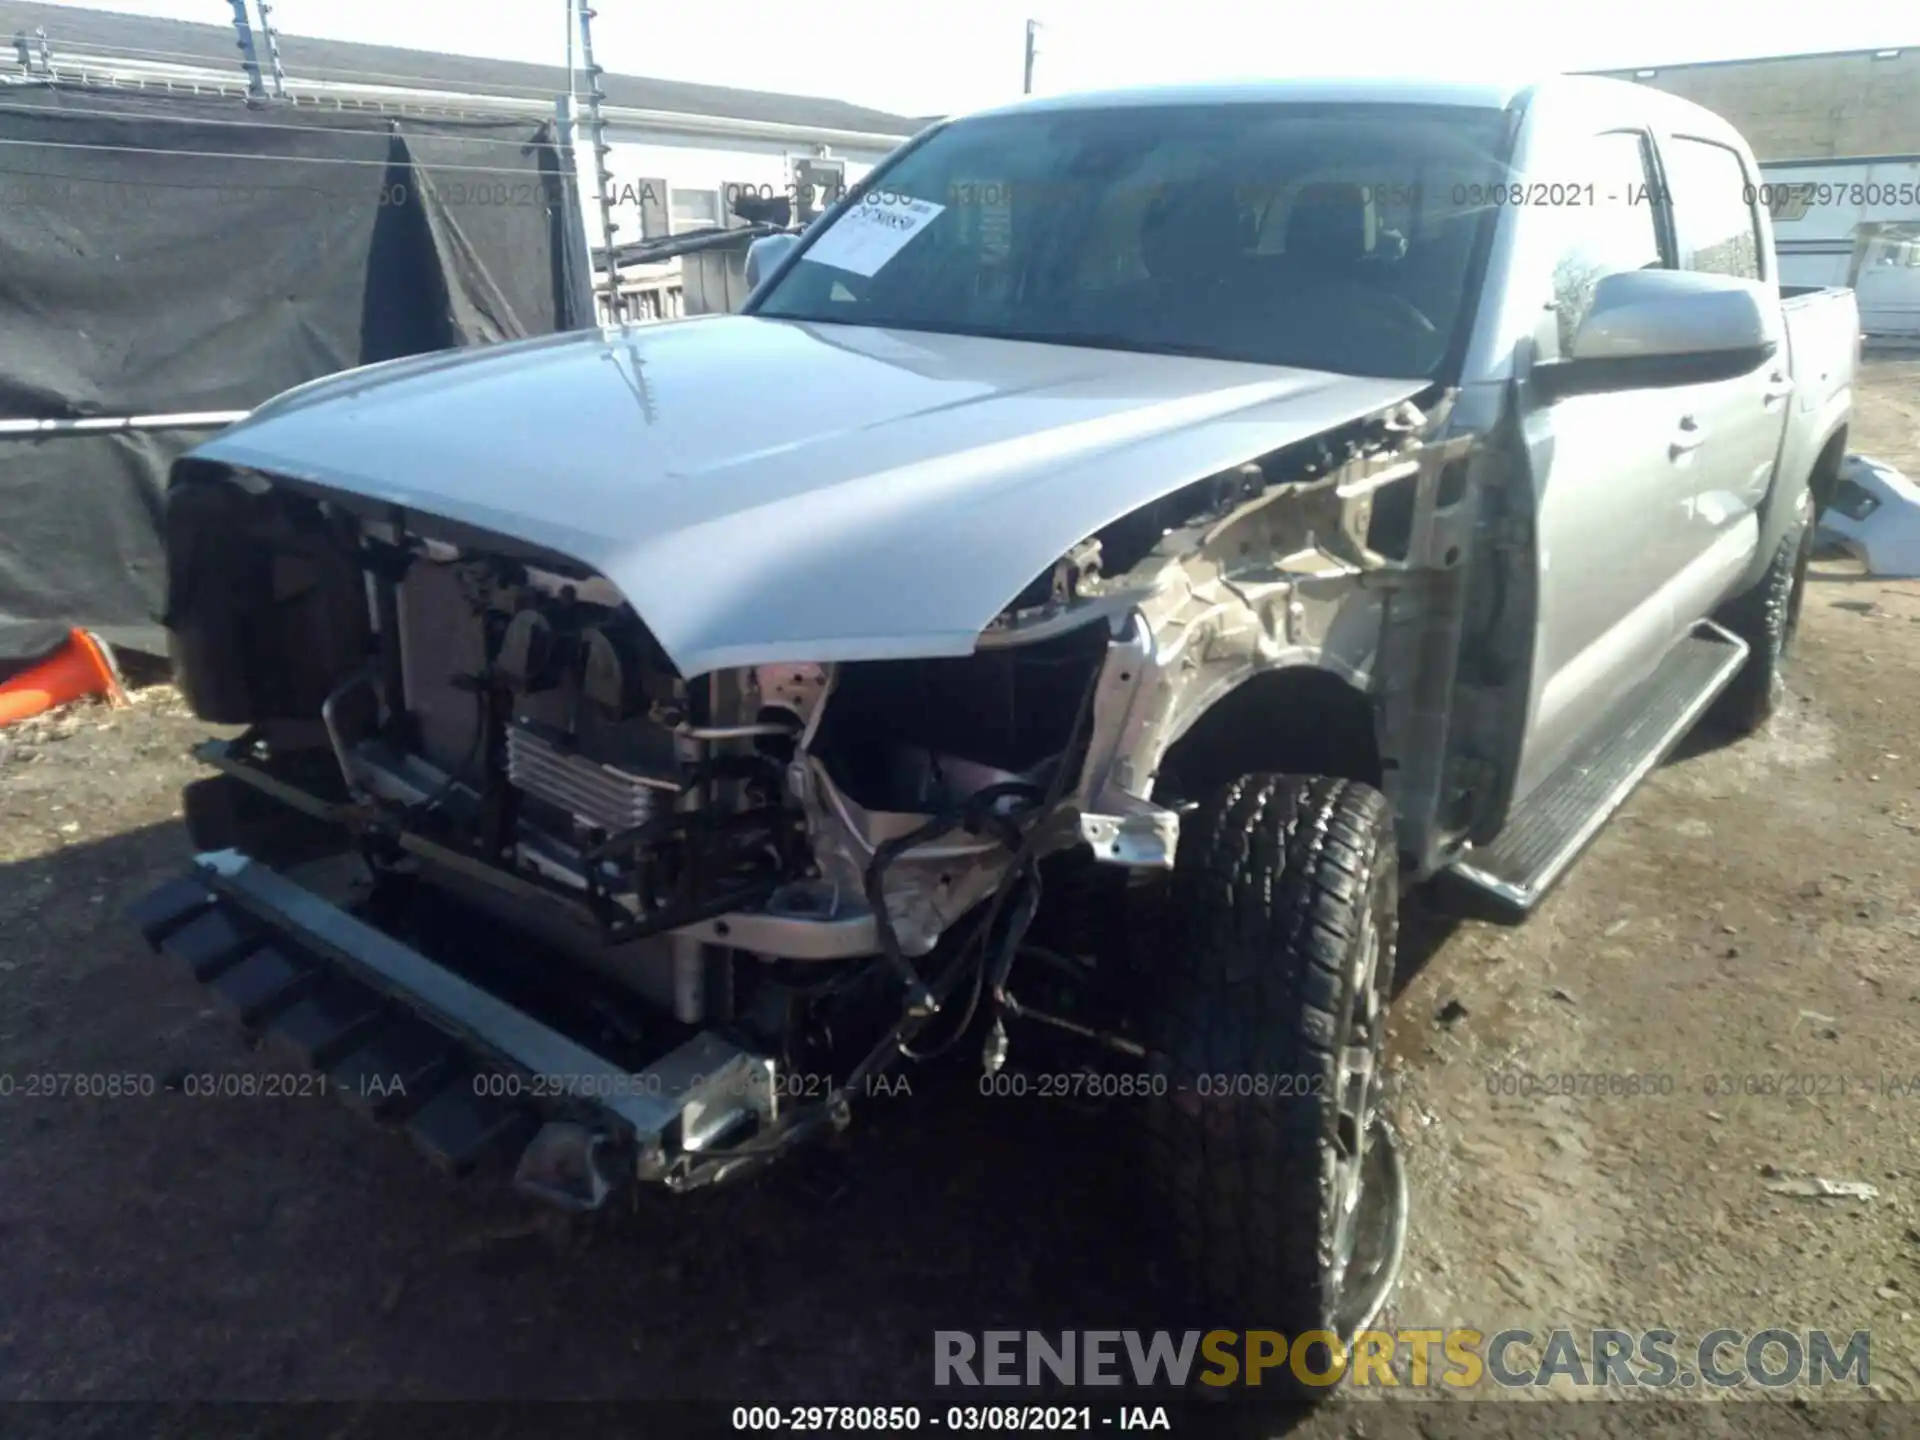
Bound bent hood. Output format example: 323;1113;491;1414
190;315;1425;676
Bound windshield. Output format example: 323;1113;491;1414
752;101;1514;380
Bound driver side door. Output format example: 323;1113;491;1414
1512;128;1699;802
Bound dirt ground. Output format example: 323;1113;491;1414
2;365;1919;1437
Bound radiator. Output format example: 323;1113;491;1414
505;720;677;836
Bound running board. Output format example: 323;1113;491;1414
1447;621;1750;913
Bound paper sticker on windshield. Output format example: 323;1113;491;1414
802;195;946;277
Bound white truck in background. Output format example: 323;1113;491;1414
1761;155;1920;337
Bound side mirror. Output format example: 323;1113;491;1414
1534;269;1777;399
744;232;800;292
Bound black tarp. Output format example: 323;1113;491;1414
0;83;589;663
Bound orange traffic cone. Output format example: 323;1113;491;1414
0;629;128;727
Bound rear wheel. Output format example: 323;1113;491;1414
1135;774;1406;1399
1711;489;1814;735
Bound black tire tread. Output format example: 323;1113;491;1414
1712;491;1813;735
1136;774;1397;1334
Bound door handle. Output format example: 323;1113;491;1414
1763;372;1795;406
1670;415;1707;458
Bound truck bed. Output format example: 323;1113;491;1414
1777;284;1859;517
1781;284;1858;386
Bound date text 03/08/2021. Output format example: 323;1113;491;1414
731;1406;1172;1433
0;1071;406;1101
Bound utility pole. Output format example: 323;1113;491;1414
555;0;597;328
12;27;51;74
251;0;289;98
226;0;266;99
1023;19;1040;95
11;27;50;73
576;2;621;322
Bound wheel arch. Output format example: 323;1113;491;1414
1151;664;1384;805
1807;423;1849;520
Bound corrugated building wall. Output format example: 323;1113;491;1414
1587;48;1920;161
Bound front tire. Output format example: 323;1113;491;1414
1136;775;1405;1398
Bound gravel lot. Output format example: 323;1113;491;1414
2;364;1918;1437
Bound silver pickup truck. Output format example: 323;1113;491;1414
129;73;1854;1387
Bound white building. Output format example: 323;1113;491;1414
1;0;923;288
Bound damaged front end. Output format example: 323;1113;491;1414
132;381;1475;1205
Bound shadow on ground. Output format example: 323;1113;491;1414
0;821;1329;1429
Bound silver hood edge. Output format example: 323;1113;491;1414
187;318;1427;676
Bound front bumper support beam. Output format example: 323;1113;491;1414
124;851;777;1193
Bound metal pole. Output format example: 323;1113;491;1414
227;0;266;99
251;0;289;99
577;3;621;322
12;27;52;74
558;0;590;324
554;95;598;330
1023;19;1039;95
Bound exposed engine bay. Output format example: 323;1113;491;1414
157;382;1490;1197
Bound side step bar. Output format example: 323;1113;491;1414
124;851;777;1198
1447;621;1750;913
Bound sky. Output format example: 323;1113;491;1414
41;0;1916;120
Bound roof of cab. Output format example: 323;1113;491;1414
947;74;1754;155
951;71;1739;125
961;75;1541;121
